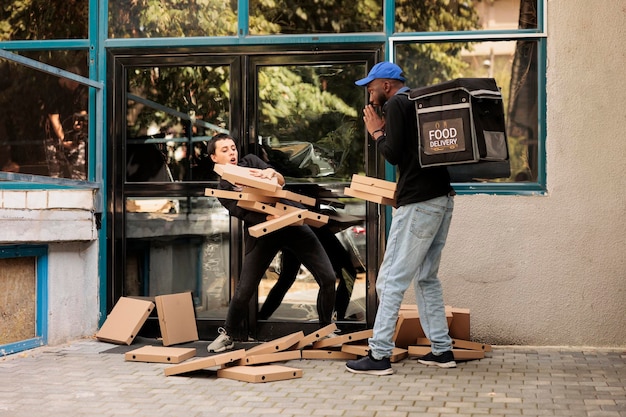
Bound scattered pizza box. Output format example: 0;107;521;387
390;347;409;362
238;350;301;365
95;297;155;345
245;331;305;356
205;188;278;203
393;310;425;348
448;307;471;341
248;209;307;237
217;365;302;383
344;187;396;206
452;338;491;352
213;164;281;192
408;346;485;361
416;337;491;352
154;292;199;346
164;349;246;376
301;350;357;360
312;329;373;349
294;323;338;349
351;174;397;191
340;344;369;356
124;345;196;364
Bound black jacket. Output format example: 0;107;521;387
378;88;452;207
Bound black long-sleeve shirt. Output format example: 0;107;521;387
379;88;452;207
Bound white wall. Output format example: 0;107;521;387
0;190;100;345
406;0;626;347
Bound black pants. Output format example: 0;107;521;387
259;226;357;321
224;224;336;340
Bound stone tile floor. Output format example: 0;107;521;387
0;338;624;417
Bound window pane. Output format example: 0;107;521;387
126;65;230;183
125;196;231;319
0;0;88;40
108;0;237;38
249;0;383;35
256;64;364;181
396;39;539;182
395;0;537;32
0;52;90;179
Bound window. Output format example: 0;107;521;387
391;0;545;191
0;245;48;355
0;53;91;180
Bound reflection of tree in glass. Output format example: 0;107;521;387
108;0;237;38
0;0;88;40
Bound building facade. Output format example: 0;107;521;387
1;0;625;354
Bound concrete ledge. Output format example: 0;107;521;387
0;190;97;242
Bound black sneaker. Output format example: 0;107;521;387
417;350;457;368
345;352;393;376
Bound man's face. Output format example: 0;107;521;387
366;79;388;108
210;138;238;165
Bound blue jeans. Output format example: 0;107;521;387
369;195;454;359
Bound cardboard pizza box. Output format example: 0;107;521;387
393;311;425;348
408;345;485;360
244;331;305;356
125;345;196;364
311;329;373;349
350;181;396;200
416;337;491;352
95;297;155;345
213;164;281;192
248;210;307;237
238;350;301;365
448;307;471;341
300;350;357;360
241;187;316;207
154;292;199;346
164;349;246;376
351;174;397;191
205;188;279;203
217;365;303;383
294;323;338;349
344;187;396;206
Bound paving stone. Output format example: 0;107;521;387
0;341;624;417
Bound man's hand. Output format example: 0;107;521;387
250;168;277;180
363;105;385;140
249;168;285;186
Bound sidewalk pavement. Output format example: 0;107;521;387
0;338;624;417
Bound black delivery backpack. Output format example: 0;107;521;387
408;78;511;182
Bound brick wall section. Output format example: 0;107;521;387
0;190;97;243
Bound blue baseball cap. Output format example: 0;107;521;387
355;62;406;86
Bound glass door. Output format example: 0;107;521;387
248;57;376;337
108;48;383;340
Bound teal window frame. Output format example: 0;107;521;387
0;245;48;356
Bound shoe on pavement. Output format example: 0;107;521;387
345;352;393;376
207;327;234;353
417;350;457;368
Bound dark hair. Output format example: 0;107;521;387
207;133;235;156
